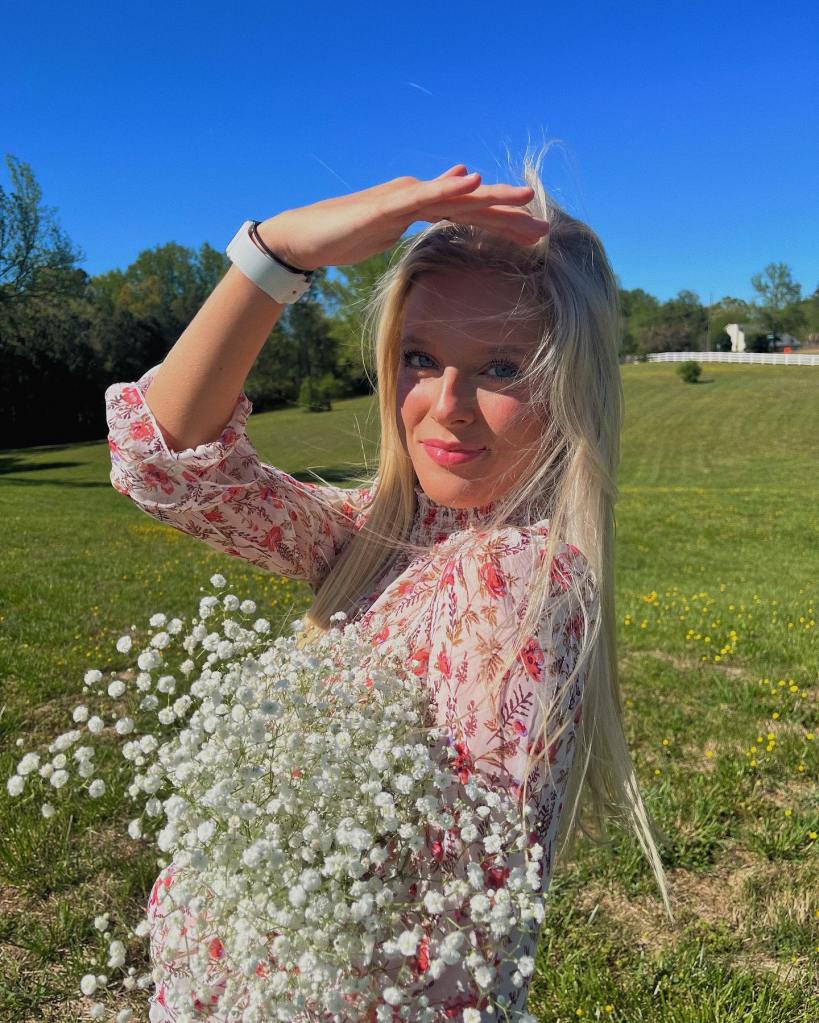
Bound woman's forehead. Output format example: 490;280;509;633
402;268;540;343
406;266;522;308
399;330;535;356
402;298;540;352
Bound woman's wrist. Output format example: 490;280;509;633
256;216;316;274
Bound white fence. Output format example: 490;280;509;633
622;351;819;367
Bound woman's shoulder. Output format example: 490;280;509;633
439;521;597;621
450;519;591;573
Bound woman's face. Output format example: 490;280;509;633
396;267;543;510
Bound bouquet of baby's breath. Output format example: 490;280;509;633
7;574;547;1023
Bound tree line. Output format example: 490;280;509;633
2;154;817;448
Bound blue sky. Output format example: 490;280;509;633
3;0;817;305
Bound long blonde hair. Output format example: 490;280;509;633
296;141;675;925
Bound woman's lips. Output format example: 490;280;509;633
422;441;486;467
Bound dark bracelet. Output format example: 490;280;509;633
249;220;314;278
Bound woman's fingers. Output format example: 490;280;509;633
421;196;549;237
435;164;470;178
386;169;545;246
475;203;549;226
433;182;536;210
395;175;538;227
439;202;550;245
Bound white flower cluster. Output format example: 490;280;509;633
5;572;546;1022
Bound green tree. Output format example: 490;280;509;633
0;154;100;445
750;262;806;335
635;290;707;354
1;278;106;445
618;287;660;356
298;375;333;412
88;240;229;341
323;247;399;392
0;153;86;309
275;267;341;392
242;322;302;409
800;284;819;341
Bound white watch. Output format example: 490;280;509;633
225;219;314;304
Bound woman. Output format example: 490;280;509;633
105;145;675;1022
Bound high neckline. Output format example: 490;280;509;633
409;481;534;546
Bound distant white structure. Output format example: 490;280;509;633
725;323;747;352
724;323;800;352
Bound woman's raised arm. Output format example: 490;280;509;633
140;228;298;454
141;165;546;454
106;167;547;588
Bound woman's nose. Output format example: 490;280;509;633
431;366;476;424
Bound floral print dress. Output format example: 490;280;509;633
104;362;600;1022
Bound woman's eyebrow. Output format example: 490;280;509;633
399;333;532;354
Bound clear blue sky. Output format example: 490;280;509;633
3;0;817;305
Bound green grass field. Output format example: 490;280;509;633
1;362;817;1022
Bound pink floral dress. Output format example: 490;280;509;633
105;363;599;1022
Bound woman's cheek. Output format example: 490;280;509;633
396;376;421;421
483;393;530;440
396;375;413;406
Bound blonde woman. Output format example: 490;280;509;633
105;144;674;1022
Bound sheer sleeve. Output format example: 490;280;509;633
104;361;376;591
425;526;599;869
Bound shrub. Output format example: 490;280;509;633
298;375;333;412
677;360;702;384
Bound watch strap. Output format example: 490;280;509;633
226;219;313;304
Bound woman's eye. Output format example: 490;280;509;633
486;359;520;379
401;350;520;378
402;350;436;370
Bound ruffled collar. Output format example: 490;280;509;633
409;481;533;545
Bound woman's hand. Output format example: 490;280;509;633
257;164;549;272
